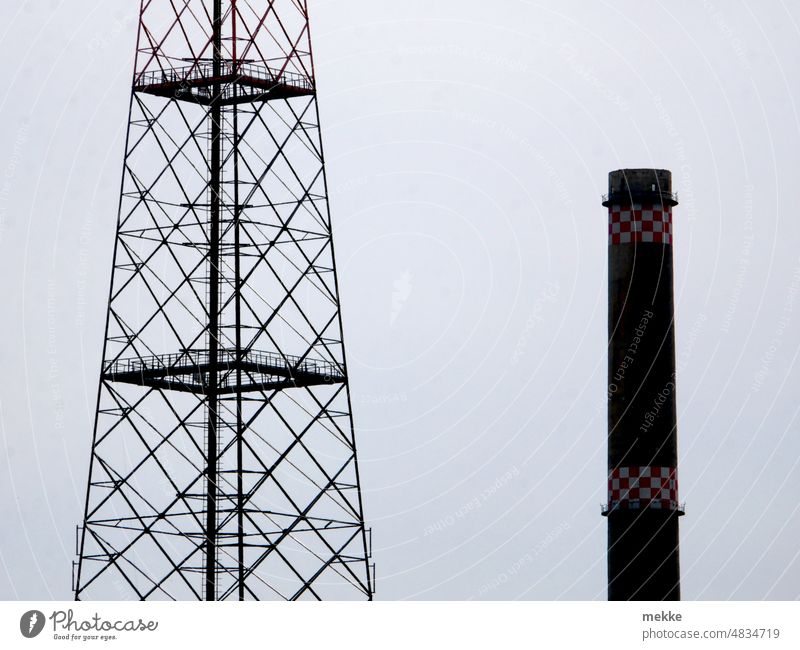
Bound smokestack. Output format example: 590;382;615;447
602;168;684;601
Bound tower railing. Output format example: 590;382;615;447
134;61;314;104
103;348;344;382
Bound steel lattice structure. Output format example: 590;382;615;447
74;0;373;601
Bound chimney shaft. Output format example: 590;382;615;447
602;168;683;601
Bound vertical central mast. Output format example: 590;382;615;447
230;0;246;602
205;0;223;602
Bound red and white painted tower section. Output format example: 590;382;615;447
602;169;684;601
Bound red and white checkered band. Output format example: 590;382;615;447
608;203;672;245
607;466;679;511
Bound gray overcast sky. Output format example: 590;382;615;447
2;0;800;600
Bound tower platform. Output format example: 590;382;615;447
134;61;314;105
103;349;343;394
